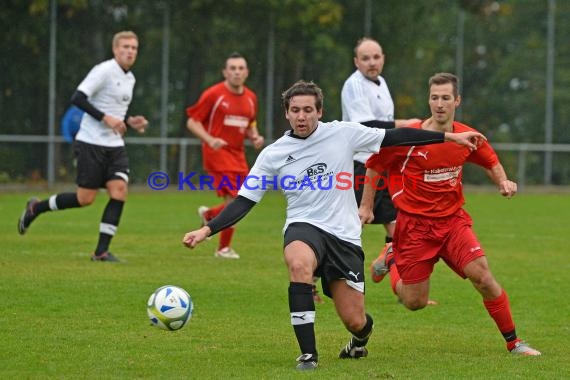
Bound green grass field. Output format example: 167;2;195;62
1;190;568;379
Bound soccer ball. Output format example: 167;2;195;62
147;285;193;331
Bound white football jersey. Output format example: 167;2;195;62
238;121;385;246
341;70;394;163
75;59;136;147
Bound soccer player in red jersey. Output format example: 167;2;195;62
186;52;264;259
361;73;541;356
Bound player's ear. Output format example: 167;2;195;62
455;94;462;108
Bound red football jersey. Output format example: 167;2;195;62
186;82;258;173
366;121;499;217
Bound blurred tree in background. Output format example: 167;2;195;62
1;0;569;184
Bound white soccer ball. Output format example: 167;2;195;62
147;285;193;331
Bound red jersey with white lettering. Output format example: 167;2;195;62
366;121;499;217
186;82;258;173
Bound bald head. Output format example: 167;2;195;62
354;38;385;81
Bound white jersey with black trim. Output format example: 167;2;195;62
341;70;394;163
75;58;135;147
238;121;385;247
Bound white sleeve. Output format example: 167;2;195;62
341;80;375;122
339;121;385;154
77;63;107;97
238;148;276;202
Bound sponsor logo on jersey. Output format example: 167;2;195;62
423;166;461;183
301;163;327;177
224;115;249;128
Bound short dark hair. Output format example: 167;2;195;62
428;73;459;98
281;80;324;111
225;52;246;68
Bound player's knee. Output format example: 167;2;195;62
286;260;313;281
342;313;367;333
403;298;428;311
108;185;128;200
77;194;95;206
472;272;499;295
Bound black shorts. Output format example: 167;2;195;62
353;161;397;224
73;140;129;189
283;222;365;298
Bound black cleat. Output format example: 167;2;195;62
296;353;318;370
91;252;122;262
18;197;40;235
339;338;368;359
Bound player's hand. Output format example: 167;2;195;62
127;115;149;133
182;226;211;248
396;118;422;128
208;137;228;150
358;205;375;225
250;135;265;150
103;115;127;136
446;131;486;151
498;179;517;198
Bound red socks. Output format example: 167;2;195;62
483;290;516;339
205;203;236;251
218;226;235;250
205;203;226;220
389;263;401;295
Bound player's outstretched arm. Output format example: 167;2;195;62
382;128;484;149
444;131;486;151
182;196;257;250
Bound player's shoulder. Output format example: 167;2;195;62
321;120;359;132
205;81;226;93
342;70;363;88
243;85;257;99
197;82;226;100
88;58;115;74
453;121;479;133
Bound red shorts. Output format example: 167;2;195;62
208;171;248;198
392;208;484;285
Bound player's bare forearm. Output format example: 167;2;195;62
486;163;517;198
246;125;264;149
186;118;227;150
444;131;486;150
359;168;378;224
103;114;127;135
395;118;422;128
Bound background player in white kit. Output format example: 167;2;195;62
341;37;419;244
18;31;148;262
182;80;483;370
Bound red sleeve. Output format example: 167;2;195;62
185;86;216;122
365;153;384;172
466;140;500;169
365;146;403;173
247;89;258;128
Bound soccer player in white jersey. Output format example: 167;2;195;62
341;37;419;245
182;80;484;370
18;31;148;262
